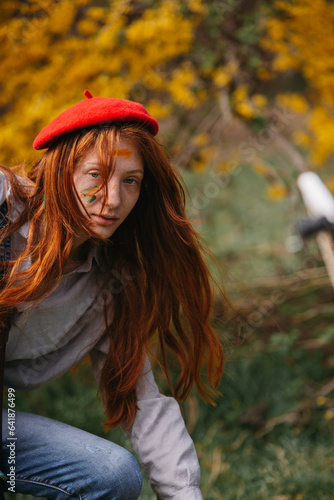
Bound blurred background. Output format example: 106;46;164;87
1;0;334;498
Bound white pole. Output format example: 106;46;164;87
297;172;334;289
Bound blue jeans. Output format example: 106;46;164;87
1;410;143;499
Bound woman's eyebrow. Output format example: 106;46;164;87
126;169;144;174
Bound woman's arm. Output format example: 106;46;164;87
123;357;204;499
91;344;203;499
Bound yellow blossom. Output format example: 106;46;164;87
87;7;106;20
276;94;309;114
145;99;172;119
77;19;98;35
96;16;126;50
325;409;334;421
233;86;248;102
308;107;334;166
252;94;268;108
235;102;257;119
200;146;219;162
143;68;166;91
218;160;239;173
193;133;210;147
212;62;238;88
266;182;287;201
316;396;328;407
212;69;231;88
292;130;311;147
185;0;208;15
191;160;207;173
252;161;268;177
191;146;219;172
168;63;198;108
272;54;300;72
233;86;257;119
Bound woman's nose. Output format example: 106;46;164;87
104;183;121;208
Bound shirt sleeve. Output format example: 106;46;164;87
90;344;203;499
0;171;8;205
122;357;204;500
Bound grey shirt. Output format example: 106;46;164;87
1;171;204;499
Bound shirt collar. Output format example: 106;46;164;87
67;243;103;274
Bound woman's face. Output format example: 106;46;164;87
73;138;144;244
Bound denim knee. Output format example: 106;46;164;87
1;410;144;500
101;448;143;500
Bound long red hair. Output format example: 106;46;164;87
0;124;225;428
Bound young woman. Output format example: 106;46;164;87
0;91;225;499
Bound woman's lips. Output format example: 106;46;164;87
92;214;119;226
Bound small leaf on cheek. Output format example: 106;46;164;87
88;195;97;203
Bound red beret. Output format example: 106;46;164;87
33;90;159;150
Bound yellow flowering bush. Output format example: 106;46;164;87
0;0;198;164
2;0;333;208
261;0;334;166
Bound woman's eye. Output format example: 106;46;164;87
125;178;138;185
90;172;100;179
